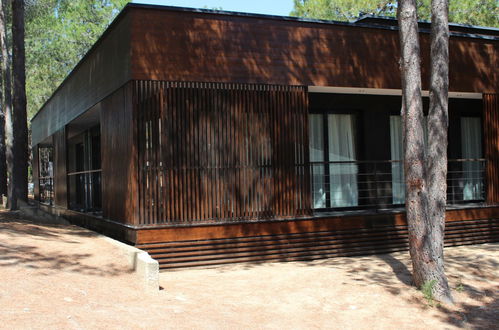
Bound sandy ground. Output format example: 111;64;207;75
0;210;497;330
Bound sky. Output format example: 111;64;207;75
131;0;295;16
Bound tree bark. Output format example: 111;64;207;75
427;0;453;303
11;0;28;208
0;0;13;209
397;0;431;296
398;0;453;305
0;50;5;204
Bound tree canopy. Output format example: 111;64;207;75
291;0;499;27
26;0;128;118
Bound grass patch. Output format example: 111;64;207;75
455;279;465;293
421;279;438;307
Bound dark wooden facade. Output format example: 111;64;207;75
129;7;497;92
31;4;499;268
484;94;499;204
135;81;310;225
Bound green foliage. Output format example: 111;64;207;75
421;279;437;306
25;0;129;119
291;0;397;21
290;0;499;27
455;279;465;292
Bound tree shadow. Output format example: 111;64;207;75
0;211;133;277
188;242;498;328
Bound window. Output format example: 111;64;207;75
389;116;404;204
67;126;102;212
309;113;358;209
460;117;484;200
390;114;485;204
38;146;53;205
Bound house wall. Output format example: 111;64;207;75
134;80;310;225
484;94;499;204
31;13;132;146
100;83;138;225
53;128;67;208
130;7;498;93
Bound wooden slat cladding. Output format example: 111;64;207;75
136;206;499;244
130;7;498;93
100;83;138;225
484;94;499;203
137;217;499;269
53;128;67;208
135;80;310;225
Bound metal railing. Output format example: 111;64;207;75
310;158;486;210
67;169;102;212
39;177;53;205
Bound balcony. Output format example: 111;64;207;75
310;158;486;211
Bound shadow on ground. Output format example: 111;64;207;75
0;210;131;277
200;242;498;329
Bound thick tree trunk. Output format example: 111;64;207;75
0;59;5;204
426;0;453;303
0;81;5;205
11;0;28;207
0;0;13;209
398;0;453;305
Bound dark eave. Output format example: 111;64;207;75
355;15;499;37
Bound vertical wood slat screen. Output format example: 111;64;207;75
135;81;310;225
484;93;499;204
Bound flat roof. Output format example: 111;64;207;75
31;2;499;122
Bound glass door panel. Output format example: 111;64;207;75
327;114;358;207
461;117;483;200
309;114;326;208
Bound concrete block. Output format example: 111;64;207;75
22;203;160;292
102;237;160;292
135;252;160;293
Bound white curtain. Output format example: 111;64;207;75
328;114;358;207
461;117;483;200
390;116;405;204
309;114;326;208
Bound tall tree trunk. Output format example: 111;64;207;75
426;0;453;303
0;0;13;209
0;91;5;205
11;0;27;207
0;54;5;205
397;0;431;294
398;0;453;304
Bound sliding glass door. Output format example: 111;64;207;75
389;115;404;204
461;117;483;200
309;114;326;208
309;113;358;209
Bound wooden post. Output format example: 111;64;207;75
484;94;499;204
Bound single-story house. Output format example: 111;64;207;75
31;3;499;268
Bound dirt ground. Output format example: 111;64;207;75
0;210;497;330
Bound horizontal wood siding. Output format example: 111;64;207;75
53;128;67;208
135;81;310;225
100;83;138;225
135;207;499;269
484;93;499;203
130;7;497;93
